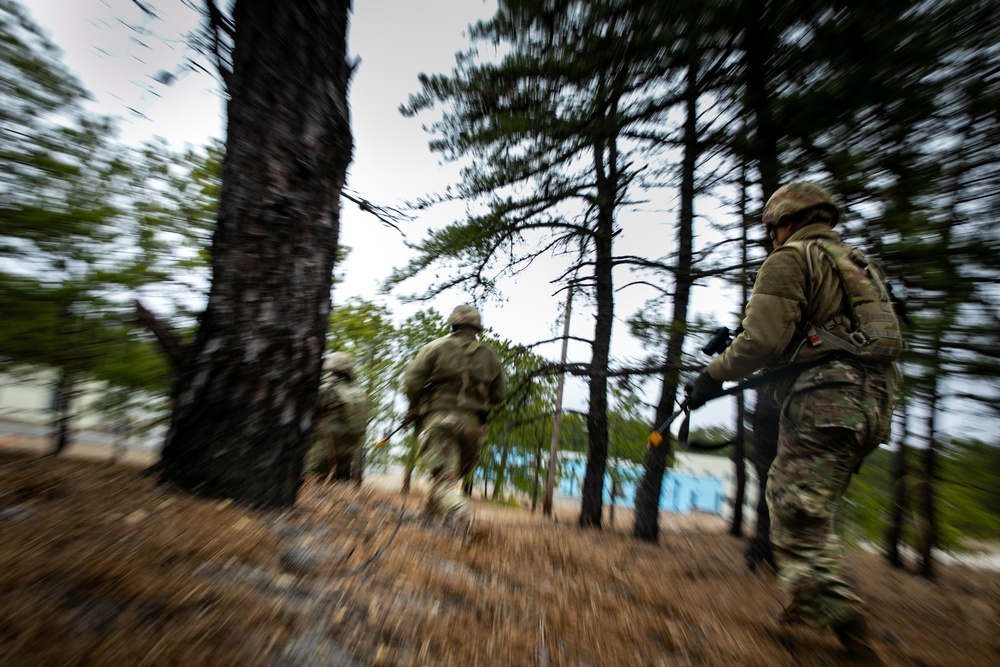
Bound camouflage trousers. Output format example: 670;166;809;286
416;410;483;519
305;426;361;481
766;362;892;629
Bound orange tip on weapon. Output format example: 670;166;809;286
647;430;663;448
376;437;390;448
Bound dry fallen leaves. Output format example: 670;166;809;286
0;450;997;666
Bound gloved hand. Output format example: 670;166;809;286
403;407;419;426
686;370;724;410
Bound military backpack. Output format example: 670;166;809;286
790;239;904;363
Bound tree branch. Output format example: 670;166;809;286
133;299;188;370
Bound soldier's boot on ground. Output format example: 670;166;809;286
832;616;883;666
421;500;441;527
437;486;471;537
441;506;474;544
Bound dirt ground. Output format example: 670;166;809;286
0;447;998;667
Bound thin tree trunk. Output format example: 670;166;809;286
608;476;618;529
159;0;354;509
918;388;939;579
50;365;73;455
730;393;747;537
543;287;573;516
885;402;908;568
402;434;415;495
531;439;541;513
493;438;510;502
729;162;751;538
739;4;782;569
633;60;698;541
578;126;618;528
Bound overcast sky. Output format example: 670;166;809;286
18;0;751;427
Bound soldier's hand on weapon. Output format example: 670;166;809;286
686;370;724;410
403;407;419;426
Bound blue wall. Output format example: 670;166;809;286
557;458;725;515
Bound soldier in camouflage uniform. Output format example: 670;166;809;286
404;305;506;531
686;182;901;665
305;352;368;483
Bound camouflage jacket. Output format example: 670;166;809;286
404;330;506;419
707;224;897;400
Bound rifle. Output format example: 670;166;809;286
375;414;415;449
646;325;814;451
646;369;793;450
646;325;739;449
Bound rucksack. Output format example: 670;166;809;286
792;239;904;363
321;379;368;438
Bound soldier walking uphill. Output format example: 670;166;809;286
404;305;506;532
305;352;369;484
686;183;902;665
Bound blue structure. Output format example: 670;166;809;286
557;455;726;515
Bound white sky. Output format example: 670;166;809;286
18;0;759;429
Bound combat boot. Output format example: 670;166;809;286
443;506;475;543
832;615;883;666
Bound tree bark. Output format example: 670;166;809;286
159;0;354;509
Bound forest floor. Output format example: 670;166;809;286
0;444;998;667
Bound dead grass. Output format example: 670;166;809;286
0;449;997;666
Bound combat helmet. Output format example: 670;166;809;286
762;182;839;231
324;352;355;378
448;304;483;331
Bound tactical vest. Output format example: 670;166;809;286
789;239;904;363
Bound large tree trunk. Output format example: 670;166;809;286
632;61;698;542
159;0;354;509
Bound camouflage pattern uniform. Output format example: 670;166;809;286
707;183;899;636
404;305;506;524
305;353;368;482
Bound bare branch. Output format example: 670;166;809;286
131;0;158;19
133;300;188;370
342;189;412;236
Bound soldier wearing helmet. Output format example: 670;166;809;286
404;304;506;534
686;182;899;665
305;351;368;483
